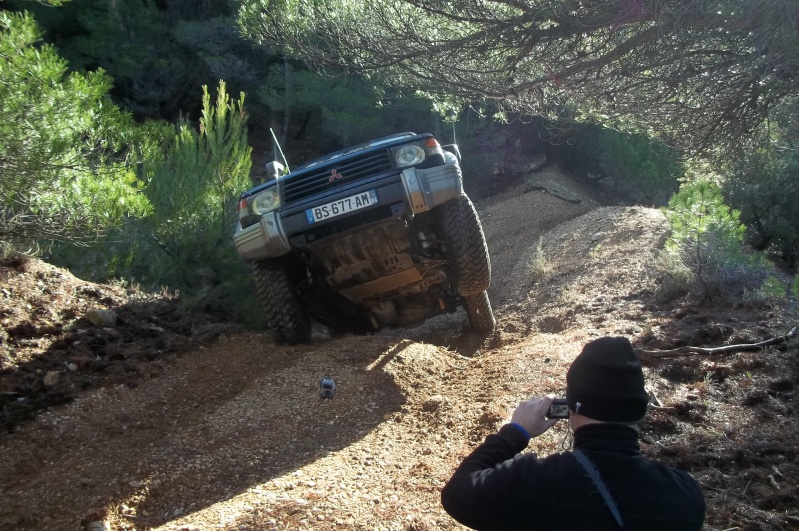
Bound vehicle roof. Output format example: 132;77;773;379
292;132;425;171
241;132;433;198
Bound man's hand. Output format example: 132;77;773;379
511;395;559;438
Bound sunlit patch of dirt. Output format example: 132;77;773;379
1;168;798;531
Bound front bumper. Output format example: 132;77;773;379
233;210;291;261
400;157;463;214
233;161;464;261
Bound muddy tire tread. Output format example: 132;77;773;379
440;195;491;296
462;290;496;335
251;259;312;344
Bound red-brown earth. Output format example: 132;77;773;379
1;165;797;530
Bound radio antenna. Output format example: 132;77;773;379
270;128;290;173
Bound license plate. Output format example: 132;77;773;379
305;189;378;224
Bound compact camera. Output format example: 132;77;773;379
546;398;570;419
319;377;337;399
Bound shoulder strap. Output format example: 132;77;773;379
572;448;625;529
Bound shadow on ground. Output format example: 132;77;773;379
0;332;410;529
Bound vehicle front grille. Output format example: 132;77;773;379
291;203;405;245
284;150;393;203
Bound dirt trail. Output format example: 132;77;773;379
1;166;797;531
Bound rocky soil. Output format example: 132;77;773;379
1;165;798;531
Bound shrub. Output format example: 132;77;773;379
654;248;693;302
49;81;263;325
723;141;799;268
659;179;770;302
258;64;443;154
142;81;258;320
574;126;682;206
0;12;168;252
526;237;552;281
759;276;787;300
742;275;787;303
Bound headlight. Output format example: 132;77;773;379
251;188;280;214
394;144;426;167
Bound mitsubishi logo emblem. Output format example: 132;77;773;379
329;169;343;182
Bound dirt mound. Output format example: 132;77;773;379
0;257;233;433
498;205;669;338
1;167;798;531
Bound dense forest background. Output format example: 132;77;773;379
1;0;798;325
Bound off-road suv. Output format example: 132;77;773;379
233;132;494;344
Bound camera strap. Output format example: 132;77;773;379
572;448;625;529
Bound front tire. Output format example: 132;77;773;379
462;290;496;335
439;194;491;296
251;257;312;345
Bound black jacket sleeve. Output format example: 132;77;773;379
440;424;531;530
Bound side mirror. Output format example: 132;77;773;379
441;144;461;163
265;161;285;180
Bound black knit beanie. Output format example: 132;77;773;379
566;337;649;422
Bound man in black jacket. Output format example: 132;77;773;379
441;336;705;530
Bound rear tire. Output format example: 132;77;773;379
251;257;312;345
462;290;496;335
439;194;491;296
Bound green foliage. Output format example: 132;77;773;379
239;0;799;154
526;236;552;282
793;275;799;301
12;0;209;119
146;82;252;231
259;62;442;153
575;126;682;206
0;11;168;253
172;16;273;99
142;81;254;309
259;65;380;147
653;244;694;302
12;0;452;166
659;178;770;302
757;275;786;300
49;81;261;324
438;105;545;186
738;276;788;306
722;101;799;268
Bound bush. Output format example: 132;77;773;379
723;140;799;269
659;179;771;302
654;248;693;302
574;126;682;206
742;275;787;303
0;12;168;253
526;237;552;282
49;82;263;325
143;81;259;320
259;64;444;155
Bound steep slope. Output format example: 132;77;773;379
0;167;797;531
